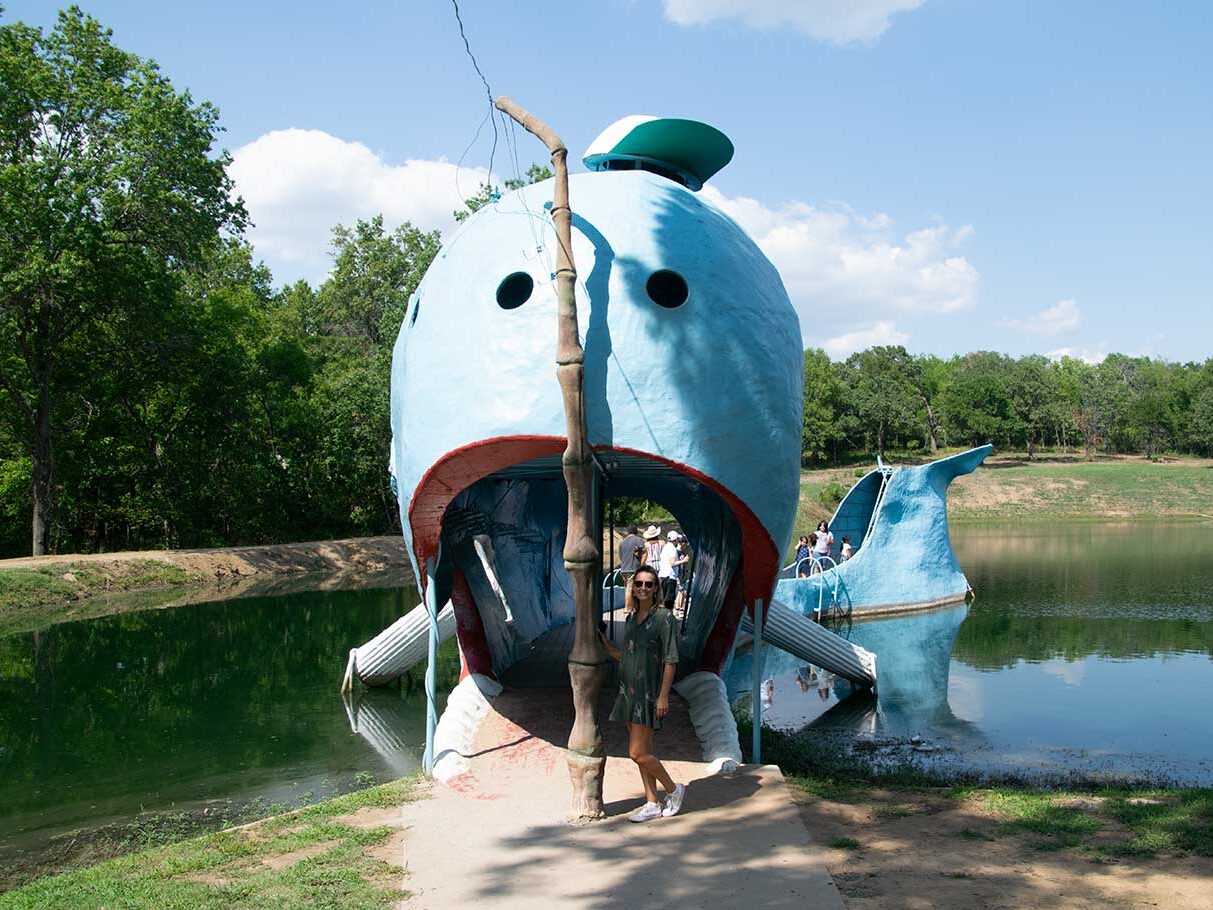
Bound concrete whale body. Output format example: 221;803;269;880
776;445;994;617
389;169;802;679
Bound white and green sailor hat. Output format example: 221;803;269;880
581;115;734;191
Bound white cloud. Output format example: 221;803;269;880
231;127;978;349
822;320;910;358
660;0;925;45
997;298;1081;336
229;129;489;284
701;186;978;344
1045;344;1108;365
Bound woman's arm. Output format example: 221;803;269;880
598;628;622;661
656;661;676;719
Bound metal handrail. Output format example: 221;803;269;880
809;555;840;620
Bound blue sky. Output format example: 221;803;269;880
7;1;1212;361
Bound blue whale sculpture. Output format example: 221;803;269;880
777;445;994;618
389;148;802;681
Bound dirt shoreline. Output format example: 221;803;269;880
792;781;1213;909
0;536;411;636
1;534;408;578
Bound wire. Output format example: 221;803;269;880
450;0;498;192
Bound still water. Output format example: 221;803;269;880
729;522;1213;784
2;523;1212;877
0;585;457;876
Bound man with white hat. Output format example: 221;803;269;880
658;530;682;610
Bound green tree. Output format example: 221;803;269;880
801;348;846;464
0;8;244;553
1125;359;1180;458
940;352;1014;447
912;354;952;453
453;163;554;222
315;216;439;351
1007;355;1052;459
1187;359;1213;456
844;346;919;458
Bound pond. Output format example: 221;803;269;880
0;585;458;885
3;521;1211;883
727;521;1213;785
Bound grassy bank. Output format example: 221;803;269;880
0;778;421;909
741;718;1213;859
795;451;1213;534
0;537;408;638
739;717;1213;906
0;561;202;637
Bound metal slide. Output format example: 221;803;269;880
740;598;877;689
342;600;456;690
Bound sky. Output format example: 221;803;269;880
7;0;1213;361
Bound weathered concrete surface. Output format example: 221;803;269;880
400;687;845;910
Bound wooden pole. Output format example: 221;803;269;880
493;96;607;821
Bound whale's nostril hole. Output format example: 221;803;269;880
646;270;688;308
496;272;534;310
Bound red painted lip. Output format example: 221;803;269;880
407;435;779;671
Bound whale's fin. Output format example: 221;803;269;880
924;444;994;487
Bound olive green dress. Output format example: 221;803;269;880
609;606;680;730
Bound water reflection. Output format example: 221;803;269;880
728;523;1213;784
0;586;458;872
729;605;980;748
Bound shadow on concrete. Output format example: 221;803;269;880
471;767;835;910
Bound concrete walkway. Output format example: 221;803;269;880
400;687;846;909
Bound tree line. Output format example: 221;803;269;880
802;346;1213;466
3;10;1212;559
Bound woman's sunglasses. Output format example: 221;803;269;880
634;580;656;589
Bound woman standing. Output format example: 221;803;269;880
599;565;686;822
813;520;835;564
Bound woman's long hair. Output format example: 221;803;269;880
817;520;830;533
628;565;661;615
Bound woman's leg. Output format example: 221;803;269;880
628;723;676;795
627;724;658;803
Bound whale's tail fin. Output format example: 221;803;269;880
924;444;993;488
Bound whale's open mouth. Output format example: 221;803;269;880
407;435;777;681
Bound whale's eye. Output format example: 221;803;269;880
496;272;534;310
646;270;688;309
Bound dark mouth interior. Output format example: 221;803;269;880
438;450;742;683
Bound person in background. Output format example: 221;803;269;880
673;536;691;619
806;532;820;575
617;526;645;606
658;530;683;610
813;520;835;564
840;536;854;562
642;525;663;575
795;535;811;575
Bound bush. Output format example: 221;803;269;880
818;481;847;509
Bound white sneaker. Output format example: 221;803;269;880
662;783;686;817
629;801;663;823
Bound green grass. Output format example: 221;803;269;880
983;790;1104;850
793;452;1213;539
752;715;1213;859
0;560;201;636
0;778;421;910
828;837;860;849
1100;790;1213;857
